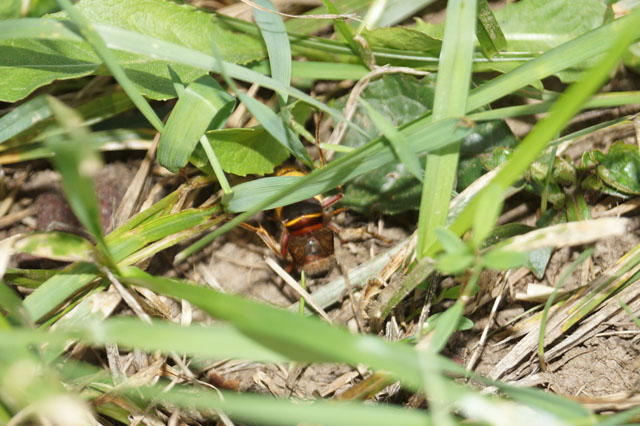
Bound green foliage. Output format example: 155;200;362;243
192;128;290;176
0;0;266;102
3;0;640;424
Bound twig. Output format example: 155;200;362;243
264;257;333;323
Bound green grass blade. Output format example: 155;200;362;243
23;263;99;322
14;232;94;263
129;385;433;426
158;74;235;172
54;0;164;132
323;0;371;66
253;0;292;103
416;0;477;258
476;0;506;58
0;280;32;326
1;317;286;362
0;95;50;144
442;8;640;254
45;97;112;265
121;268;446;391
359;98;423;181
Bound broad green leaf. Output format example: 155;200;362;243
0;0;20;18
361;26;441;53
335;74;517;215
57;0;165;132
494;0;611;81
158;75;235;172
0;36;98;103
0;0;265;101
14;232;94;263
593;141;640;195
253;0;291;103
191;128;289;177
475;0;506;58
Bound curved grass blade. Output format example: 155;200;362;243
252;0;291;103
45;97;112;266
1;318;286;362
0;96;50;144
359;97;423;181
158;74;235;172
120;268;442;391
476;0;506;58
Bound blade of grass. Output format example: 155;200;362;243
359;98;423;181
0;96;50;144
158;74;235;172
120;267;445;391
1;318;286;362
323;0;371;67
538;247;594;371
0;279;32;326
476;0;506;58
442;8;640;255
45;97;113;266
55;0;164;133
416;0;477;258
252;0;292;103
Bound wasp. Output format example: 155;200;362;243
246;168;342;276
275;168;344;276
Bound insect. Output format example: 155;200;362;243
244;167;342;276
274;168;342;276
